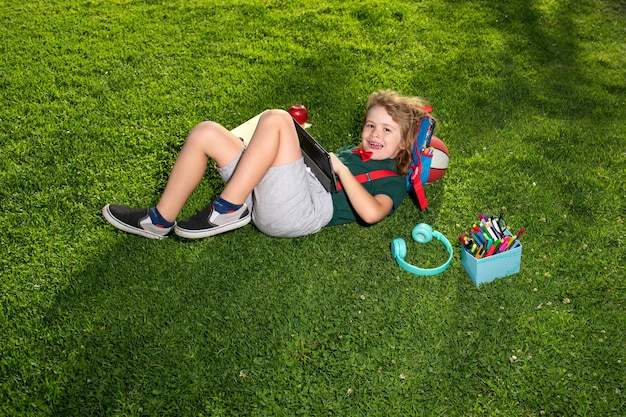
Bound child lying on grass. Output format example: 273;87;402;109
103;90;431;239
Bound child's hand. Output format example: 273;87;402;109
329;153;347;176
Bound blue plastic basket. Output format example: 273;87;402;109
461;241;522;286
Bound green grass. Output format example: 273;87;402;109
1;0;625;415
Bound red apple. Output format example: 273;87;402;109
288;104;308;125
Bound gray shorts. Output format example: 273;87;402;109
216;150;333;238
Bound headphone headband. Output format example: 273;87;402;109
391;223;453;276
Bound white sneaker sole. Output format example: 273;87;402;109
102;205;171;240
173;215;251;239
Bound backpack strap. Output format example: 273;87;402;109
406;115;436;210
336;169;399;191
408;152;429;210
413;177;428;210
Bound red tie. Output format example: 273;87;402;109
352;147;373;162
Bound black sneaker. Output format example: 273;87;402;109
174;203;251;239
102;204;174;239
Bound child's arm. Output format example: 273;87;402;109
330;153;394;224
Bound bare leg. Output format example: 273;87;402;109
155;121;244;221
220;109;302;204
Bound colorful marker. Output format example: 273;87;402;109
485;223;498;241
507;228;526;249
497;237;510;253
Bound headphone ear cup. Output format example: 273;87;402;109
412;223;433;244
390;238;407;260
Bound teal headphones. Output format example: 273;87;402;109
391;223;453;275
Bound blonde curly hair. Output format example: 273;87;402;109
365;90;433;176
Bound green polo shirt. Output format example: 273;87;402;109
327;146;407;226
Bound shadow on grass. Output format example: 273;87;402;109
434;0;624;129
427;0;624;224
42;228;339;414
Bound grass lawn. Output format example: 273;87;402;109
1;0;625;415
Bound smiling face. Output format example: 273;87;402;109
361;105;404;160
